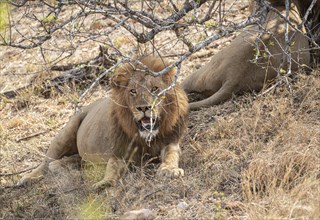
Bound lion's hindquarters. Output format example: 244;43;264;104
47;111;87;158
76;99;116;162
182;59;223;96
18;109;88;186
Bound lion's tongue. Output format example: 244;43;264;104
141;117;151;123
141;117;152;130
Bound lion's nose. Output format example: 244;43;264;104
136;106;151;112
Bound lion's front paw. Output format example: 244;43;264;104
157;164;184;178
92;178;116;190
17;173;44;186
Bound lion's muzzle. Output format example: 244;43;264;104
135;116;160;141
135;117;160;132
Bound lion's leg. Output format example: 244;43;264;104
189;82;237;110
17;144;73;186
17;157;55;186
157;142;184;178
18;112;86;186
92;156;126;190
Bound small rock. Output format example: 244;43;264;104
195;64;202;69
120;208;155;220
177;201;189;209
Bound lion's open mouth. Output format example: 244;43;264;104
136;117;160;132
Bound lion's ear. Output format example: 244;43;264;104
111;73;129;88
162;68;176;84
111;64;132;88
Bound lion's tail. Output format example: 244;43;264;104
189;82;237;110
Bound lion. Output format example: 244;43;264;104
18;56;189;189
182;1;311;110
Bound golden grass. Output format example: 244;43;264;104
183;72;320;219
2;39;319;220
0;0;319;217
2;71;319;219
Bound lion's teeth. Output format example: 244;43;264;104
142;121;152;129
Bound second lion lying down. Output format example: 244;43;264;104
183;2;311;110
18;56;189;189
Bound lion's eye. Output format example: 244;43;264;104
151;86;159;93
130;89;137;95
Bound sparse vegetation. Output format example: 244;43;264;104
0;2;9;32
0;0;319;219
1;70;319;219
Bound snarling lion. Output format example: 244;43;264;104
183;0;313;110
18;56;189;189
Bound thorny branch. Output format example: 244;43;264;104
0;0;319;101
284;0;292;80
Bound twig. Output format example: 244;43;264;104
284;0;292;78
15;130;49;143
15;121;65;142
142;187;165;200
256;81;282;97
174;28;194;52
79;57;130;100
0;185;24;190
288;0;318;47
0;165;39;177
266;3;317;47
151;6;268;77
200;0;218;23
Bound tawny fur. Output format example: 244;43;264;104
18;56;189;189
182;3;310;110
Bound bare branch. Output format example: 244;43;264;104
79;57;129;100
284;0;292;78
151;3;269;77
1;0;318;104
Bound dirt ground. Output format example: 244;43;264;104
1;1;320;219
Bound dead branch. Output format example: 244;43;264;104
15;130;50;143
1;0;319;103
0;165;38;177
0;46;116;99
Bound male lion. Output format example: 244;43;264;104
18;56;189;189
182;1;311;110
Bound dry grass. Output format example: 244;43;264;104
1;0;320;219
1;71;319;219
